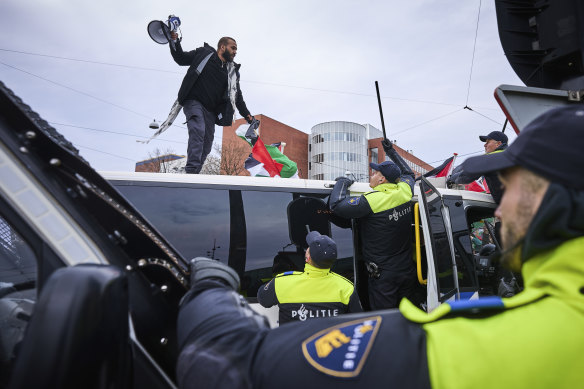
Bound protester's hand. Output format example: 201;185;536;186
246;118;260;134
170;32;178;41
334;177;354;187
446;178;455;188
381;139;393;154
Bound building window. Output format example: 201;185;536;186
313;154;324;163
370;148;378;163
312;134;324;144
329;152;362;162
314;132;362;144
328;132;361;142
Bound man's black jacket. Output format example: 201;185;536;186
170;41;250;125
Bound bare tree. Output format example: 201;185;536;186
219;139;250;176
144;147;185;173
200;153;221;175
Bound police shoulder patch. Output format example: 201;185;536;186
447;296;504;312
302;316;382;378
348;197;360;206
277;271;300;277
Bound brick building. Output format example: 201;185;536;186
367;137;433;177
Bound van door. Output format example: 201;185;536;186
418;177;480;311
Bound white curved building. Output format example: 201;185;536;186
309;122;382;182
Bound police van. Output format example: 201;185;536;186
101;170;501;325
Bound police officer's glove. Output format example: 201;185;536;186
189;257;240;291
497;277;517;298
446;177;455;188
334;176;354;187
246;115;256;124
381;139;393;154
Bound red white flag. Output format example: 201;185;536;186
465;177;490;193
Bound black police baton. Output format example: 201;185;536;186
375;81;388;141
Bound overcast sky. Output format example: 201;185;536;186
0;0;524;173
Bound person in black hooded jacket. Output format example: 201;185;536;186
169;33;253;174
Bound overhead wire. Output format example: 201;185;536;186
465;0;483;107
48;121;189;145
75;144;137;162
2;15;500;174
1;47;463;108
1;47;502;144
0;60;151;120
392;108;464;136
0;48;182;74
427;149;484;165
463;106;502;125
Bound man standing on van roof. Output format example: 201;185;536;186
450;130;508;204
169;32;254;174
175;104;584;389
328;140;421;310
257;231;360;325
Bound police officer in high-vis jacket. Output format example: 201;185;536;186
176;105;584;389
257;231;360;325
450;130;508;204
329;140;419;310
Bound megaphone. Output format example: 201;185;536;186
147;15;181;49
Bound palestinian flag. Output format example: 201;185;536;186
423;154;457;178
235;122;299;178
465;177;490;193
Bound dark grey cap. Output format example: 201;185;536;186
370;161;401;183
306;231;337;268
479;131;508;144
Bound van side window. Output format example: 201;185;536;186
114;183;357;298
330;223;354;280
241;190;294;271
114;185;230;263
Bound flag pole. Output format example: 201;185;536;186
447;153;458;177
375;81;388;140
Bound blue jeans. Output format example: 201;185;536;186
183;100;215;174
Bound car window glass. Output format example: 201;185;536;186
242;190;294;271
0;214;37;286
330;223;354;280
114;185;230;263
469;217;497;255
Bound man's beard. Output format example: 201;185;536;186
499;192;539;271
498;229;524;272
223;50;234;62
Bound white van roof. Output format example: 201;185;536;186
100;171;496;204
